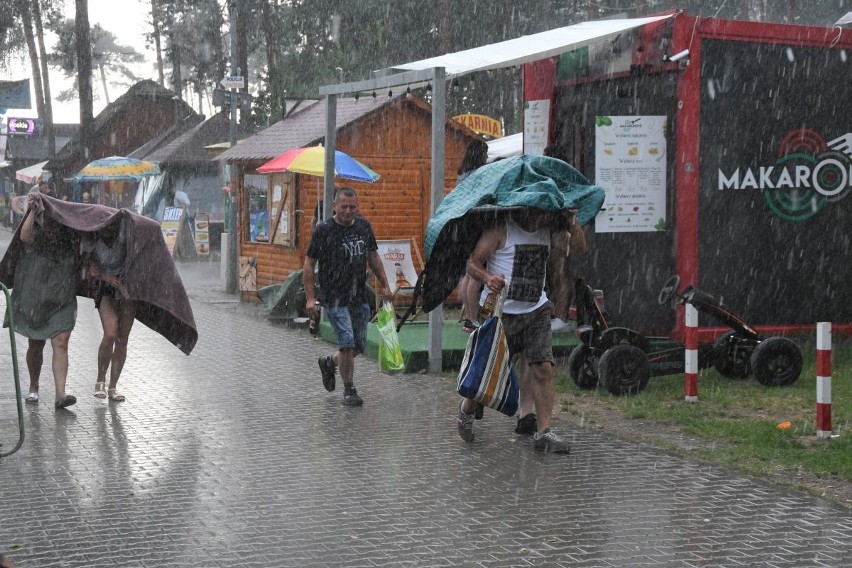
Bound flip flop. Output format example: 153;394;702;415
55;394;77;410
25;391;39;404
108;389;126;402
94;381;107;399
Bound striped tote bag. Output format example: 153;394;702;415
456;309;520;417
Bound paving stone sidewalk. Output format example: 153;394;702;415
0;248;850;567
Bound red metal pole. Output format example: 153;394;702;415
816;322;832;439
684;303;698;402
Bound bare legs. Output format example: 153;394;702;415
25;332;72;406
50;332;71;402
519;358;555;432
332;347;355;387
96;297;136;396
25;339;44;395
463;357;555;432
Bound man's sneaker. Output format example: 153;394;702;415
342;386;363;406
462;319;480;334
533;428;570;454
514;413;538;435
318;355;336;392
456;401;476;442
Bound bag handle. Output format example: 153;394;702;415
492;285;509;318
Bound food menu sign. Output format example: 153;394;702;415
594;115;667;233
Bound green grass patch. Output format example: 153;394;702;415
556;334;852;486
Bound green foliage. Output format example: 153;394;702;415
46;19;143;101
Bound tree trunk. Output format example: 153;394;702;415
151;0;165;86
171;33;182;98
18;0;45;122
212;0;226;85
31;0;55;160
261;0;283;121
237;0;248;125
76;0;94;162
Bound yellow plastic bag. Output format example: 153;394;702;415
377;301;405;374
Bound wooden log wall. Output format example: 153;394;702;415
238;97;478;297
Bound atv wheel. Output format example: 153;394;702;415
598;344;650;395
750;337;803;387
713;331;751;379
567;344;598;389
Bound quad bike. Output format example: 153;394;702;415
566;275;803;395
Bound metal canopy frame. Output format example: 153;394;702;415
320;67;446;373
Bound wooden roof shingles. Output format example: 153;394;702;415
46;80;198;170
215;96;393;163
137;113;234;165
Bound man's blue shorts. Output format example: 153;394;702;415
325;303;371;355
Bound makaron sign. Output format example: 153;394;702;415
717;128;852;221
452;114;503;138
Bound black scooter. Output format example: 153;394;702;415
566;275;803;395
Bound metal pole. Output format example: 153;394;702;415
225;0;239;294
428;68;446;374
323;95;337;220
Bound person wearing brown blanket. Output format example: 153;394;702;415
0;195;198;386
6;195;80;409
81;219;135;402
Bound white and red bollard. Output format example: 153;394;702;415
684;304;699;403
816;322;832;439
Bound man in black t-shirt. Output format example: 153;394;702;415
303;188;391;406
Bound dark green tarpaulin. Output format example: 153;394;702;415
417;155;605;313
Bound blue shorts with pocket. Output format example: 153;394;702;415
326;303;371;355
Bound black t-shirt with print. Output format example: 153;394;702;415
306;216;377;307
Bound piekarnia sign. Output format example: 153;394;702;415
716;129;852;221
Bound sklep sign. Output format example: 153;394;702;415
717;128;852;221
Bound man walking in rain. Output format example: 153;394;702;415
303;188;392;406
461;208;573;453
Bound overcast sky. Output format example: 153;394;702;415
3;0;155;124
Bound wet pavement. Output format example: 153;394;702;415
1;232;851;567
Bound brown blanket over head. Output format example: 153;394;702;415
0;195;198;355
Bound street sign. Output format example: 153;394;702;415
220;76;245;89
212;89;252;112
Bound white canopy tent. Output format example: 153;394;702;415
392;15;673;79
319;13;675;371
15;160;48;184
836;12;852;27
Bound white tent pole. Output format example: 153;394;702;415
428;67;445;374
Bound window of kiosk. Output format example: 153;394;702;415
244;174;270;243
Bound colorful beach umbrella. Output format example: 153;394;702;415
74;156;161;181
257;145;380;182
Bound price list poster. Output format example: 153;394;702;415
594;116;667;233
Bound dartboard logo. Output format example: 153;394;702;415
717;129;852;221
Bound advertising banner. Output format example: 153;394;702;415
699;39;852;324
161;206;184;257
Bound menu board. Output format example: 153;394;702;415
594;115;667;233
194;212;210;256
523;99;550;156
